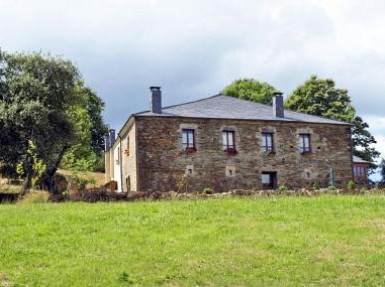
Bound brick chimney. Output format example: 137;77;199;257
150;86;162;114
273;91;284;118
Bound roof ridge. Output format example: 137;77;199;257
134;93;223;116
133;93;351;126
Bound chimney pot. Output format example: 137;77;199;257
273;91;284;118
150;86;162;114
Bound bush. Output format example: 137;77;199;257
202;187;214;194
54;173;68;193
328;185;336;191
88;177;97;188
67;175;89;191
278;185;287;193
347;180;356;191
19;190;49;204
50;188;128;203
313;181;320;190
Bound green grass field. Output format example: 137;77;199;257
1;196;385;286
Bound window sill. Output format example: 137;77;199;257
262;150;276;156
183;147;197;154
300;151;312;155
224;148;238;155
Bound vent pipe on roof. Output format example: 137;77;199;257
273;91;284;118
150;86;162;114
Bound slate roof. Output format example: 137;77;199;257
135;95;349;125
353;156;369;164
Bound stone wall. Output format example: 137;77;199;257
135;117;353;192
121;122;138;191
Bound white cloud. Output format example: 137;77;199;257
0;0;384;128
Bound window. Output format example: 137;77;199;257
261;132;274;152
182;129;195;149
354;165;365;177
222;130;235;150
262;174;270;185
299;134;311;153
124;136;130;156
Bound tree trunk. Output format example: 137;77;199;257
21;152;33;195
21;170;32;195
46;145;68;194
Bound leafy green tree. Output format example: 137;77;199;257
222;78;278;105
380;158;385;184
0;49;107;192
84;86;109;155
61;84;108;172
285;75;380;172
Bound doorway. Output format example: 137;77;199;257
262;172;277;189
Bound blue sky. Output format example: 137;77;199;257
1;0;384;172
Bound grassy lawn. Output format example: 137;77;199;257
1;196;385;286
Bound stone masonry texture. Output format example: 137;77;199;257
134;116;353;193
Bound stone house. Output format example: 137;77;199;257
104;87;354;192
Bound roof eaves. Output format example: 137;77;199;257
133;114;351;126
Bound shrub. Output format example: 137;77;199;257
88;177;97;188
383;188;385;193
19;190;49;204
313;181;320;190
202;187;214;194
278;185;287;193
54;173;68;193
328;185;336;191
67;175;89;191
347;180;356;191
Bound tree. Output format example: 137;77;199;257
61;84;108;172
0;49;107;192
84;86;109;155
380;158;385;184
285;75;380;172
222;78;278;105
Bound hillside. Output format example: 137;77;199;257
1;196;385;286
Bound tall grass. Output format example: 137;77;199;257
1;196;385;286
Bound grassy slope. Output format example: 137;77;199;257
1;196;385;286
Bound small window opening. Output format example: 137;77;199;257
222;130;235;150
182;129;195;150
261;132;274;152
299;134;311;153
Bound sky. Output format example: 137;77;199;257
0;0;384;171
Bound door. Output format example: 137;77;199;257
262;172;277;190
